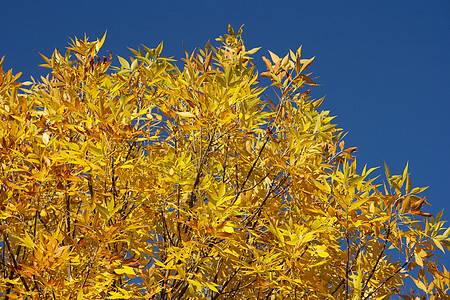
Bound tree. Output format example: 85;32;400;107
0;25;449;299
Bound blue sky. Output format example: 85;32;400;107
2;0;449;264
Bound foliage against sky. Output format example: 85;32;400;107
0;26;449;299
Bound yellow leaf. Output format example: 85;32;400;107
268;50;280;64
107;287;132;299
119;164;135;169
354;263;363;295
175;111;195;118
246;47;261;55
317;251;329;258
350;198;368;210
412;277;427;292
370;215;390;223
96;30;107;53
18;231;36;249
414;252;423;267
300;56;315;73
77;288;84;300
117;56;130;69
114;265;136;276
432;238;445;252
221;225;234;234
42;132;50;145
5;181;26;190
411;186;429;194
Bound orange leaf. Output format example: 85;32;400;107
262;56;272;71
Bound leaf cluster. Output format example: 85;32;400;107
0;27;449;299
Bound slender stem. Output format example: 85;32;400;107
66;181;72;282
187;127;216;208
363;253;413;300
361;225;390;295
2;230;30;298
211;268;240;300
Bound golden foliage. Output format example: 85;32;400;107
0;27;449;299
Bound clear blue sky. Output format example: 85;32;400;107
2;0;449;264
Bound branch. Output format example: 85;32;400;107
263;288;274;300
363;252;413;300
345;231;350;299
2;230;30;299
231;134;270;206
231;88;289;207
161;207;175;247
244;173;289;227
331;279;345;296
211;267;240;300
65;180;72;282
239;171;271;194
187;127;216;208
226;279;256;295
361;225;391;295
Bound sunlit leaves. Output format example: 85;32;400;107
0;25;448;300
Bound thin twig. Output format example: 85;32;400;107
187;127;216;208
363;253;413;300
361;225;391;295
